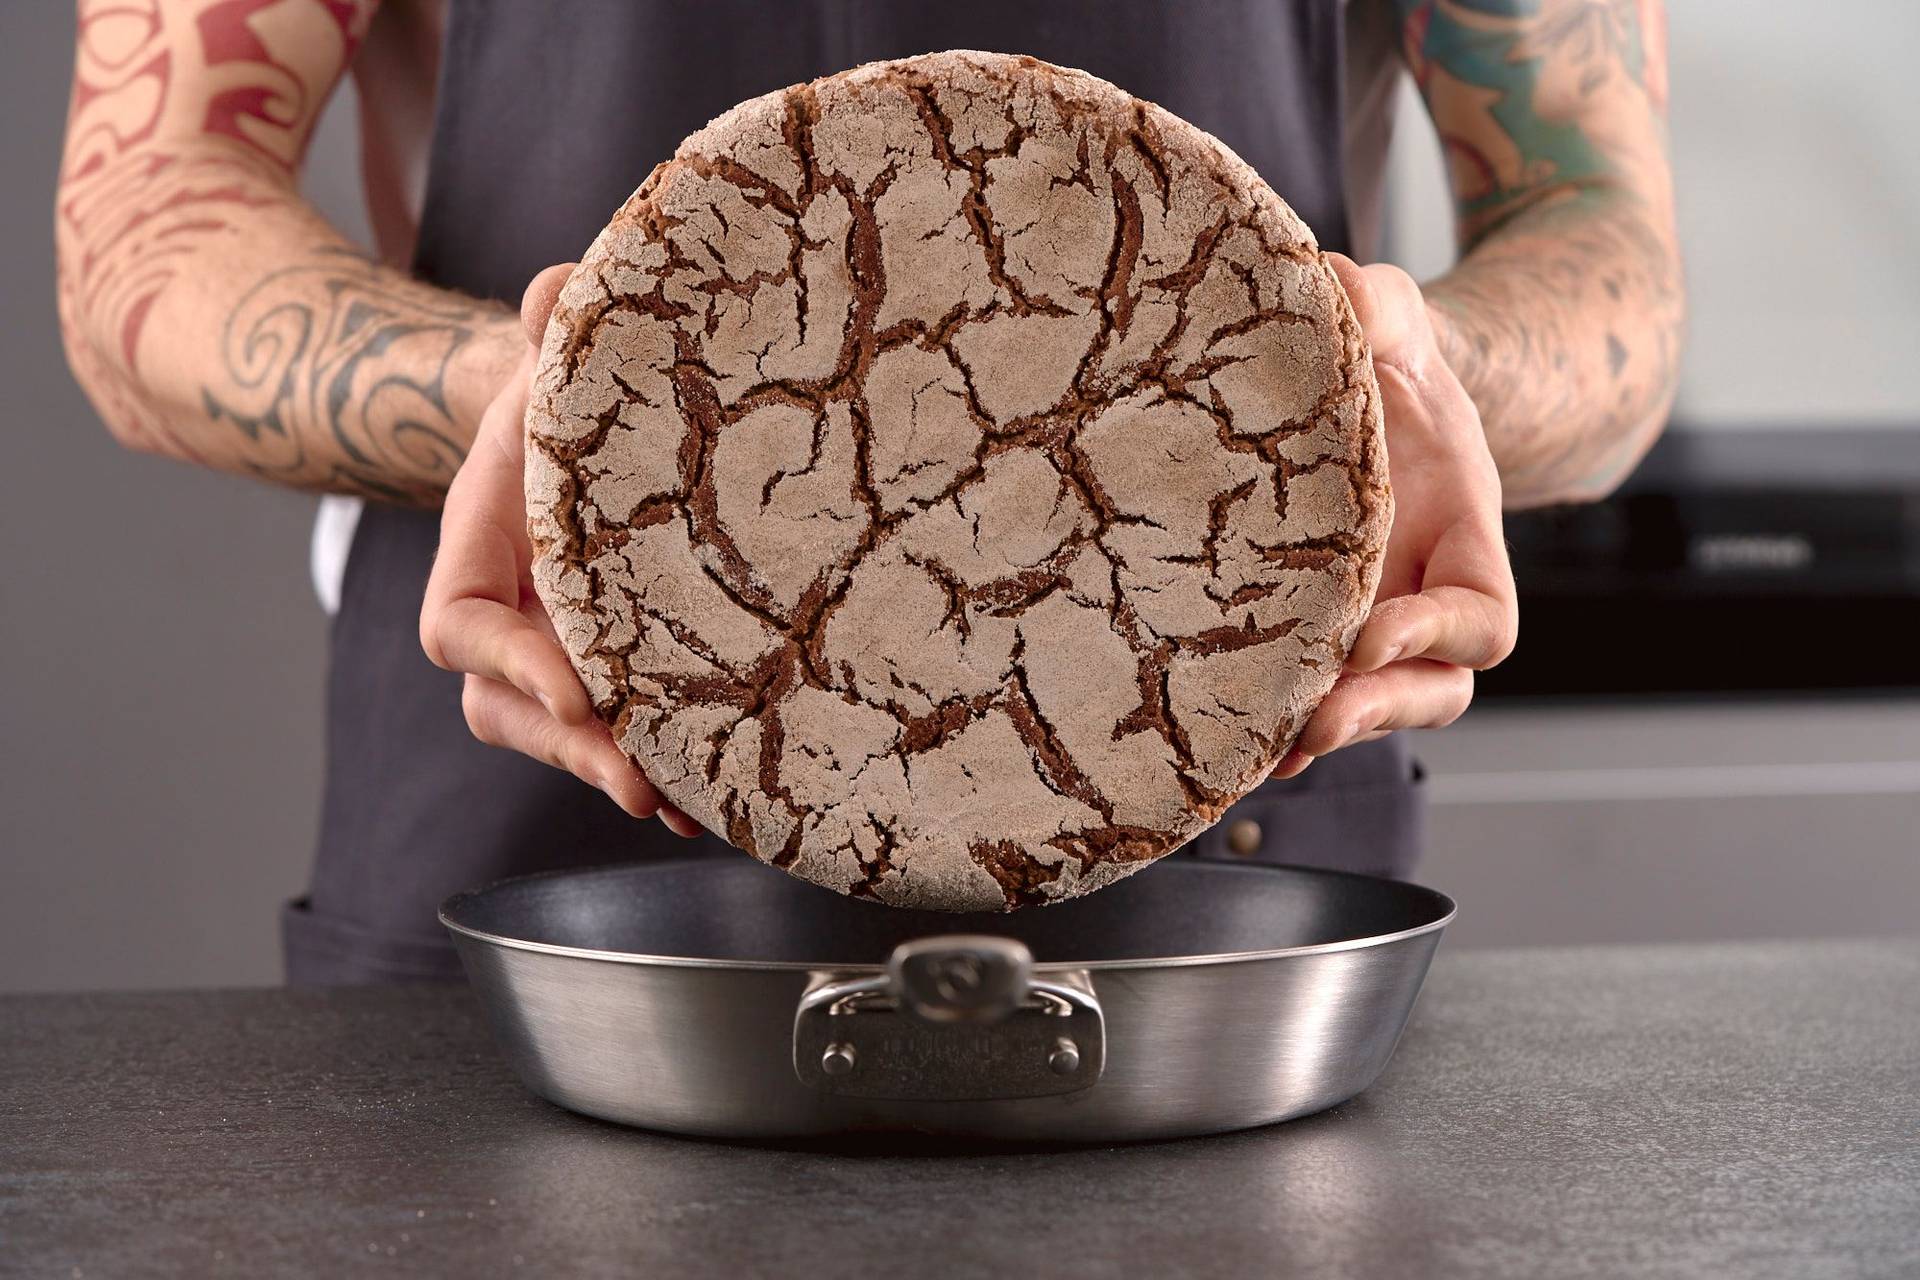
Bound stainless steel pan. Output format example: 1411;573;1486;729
441;857;1453;1142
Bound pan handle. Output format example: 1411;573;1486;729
792;936;1104;1101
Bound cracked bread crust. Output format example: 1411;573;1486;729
525;51;1390;912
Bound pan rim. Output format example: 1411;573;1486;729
438;859;1457;973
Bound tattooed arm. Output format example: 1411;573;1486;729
55;0;520;504
1390;0;1684;507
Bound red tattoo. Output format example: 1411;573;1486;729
67;1;172;180
195;0;306;163
195;0;374;165
58;0;379;461
118;288;162;366
1441;136;1500;205
1402;2;1434;84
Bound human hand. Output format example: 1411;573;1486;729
1271;256;1519;779
420;263;704;836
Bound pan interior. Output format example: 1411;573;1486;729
442;856;1453;967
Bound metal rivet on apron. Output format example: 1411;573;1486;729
1226;819;1263;856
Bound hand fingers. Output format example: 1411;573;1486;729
1371;482;1518;664
1325;253;1431;371
426;597;593;724
1291;660;1475;760
521;262;579;347
657;804;705;839
1348;586;1518;673
1324;251;1389;350
422;346;535;611
1361;356;1518;654
419;344;596;720
1424;489;1516;607
1269;748;1314;781
421;441;592;724
461;676;663;819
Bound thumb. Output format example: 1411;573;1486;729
521;262;579;348
1325;253;1429;370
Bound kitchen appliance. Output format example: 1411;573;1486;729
1486;426;1920;699
441;857;1454;1142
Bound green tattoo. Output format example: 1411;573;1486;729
1393;0;1656;232
1387;0;1684;507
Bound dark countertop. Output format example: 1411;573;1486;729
4;940;1917;1279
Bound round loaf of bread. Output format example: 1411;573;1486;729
525;51;1390;911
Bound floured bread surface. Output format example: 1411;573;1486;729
526;51;1389;911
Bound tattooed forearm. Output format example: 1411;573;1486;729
1393;0;1684;507
55;0;519;503
1426;185;1683;503
201;249;508;502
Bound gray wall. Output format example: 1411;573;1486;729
2;6;1914;993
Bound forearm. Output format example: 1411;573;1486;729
54;0;520;504
1393;0;1685;509
57;140;518;503
1426;183;1683;507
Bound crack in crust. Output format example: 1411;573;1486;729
525;52;1390;912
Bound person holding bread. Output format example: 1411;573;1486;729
57;0;1679;982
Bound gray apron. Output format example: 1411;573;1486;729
285;0;1427;984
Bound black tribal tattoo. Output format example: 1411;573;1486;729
56;0;519;505
201;250;504;503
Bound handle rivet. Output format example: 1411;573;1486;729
821;1042;858;1076
931;955;986;1002
1048;1037;1081;1075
